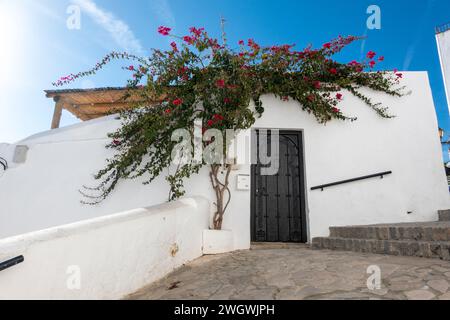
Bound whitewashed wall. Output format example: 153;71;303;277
436;29;450;116
0;197;209;300
252;72;449;238
0;72;448;248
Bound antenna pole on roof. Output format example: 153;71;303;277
220;16;227;46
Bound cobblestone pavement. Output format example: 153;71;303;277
127;245;450;300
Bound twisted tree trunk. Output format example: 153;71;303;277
209;164;232;230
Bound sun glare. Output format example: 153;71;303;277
0;1;28;87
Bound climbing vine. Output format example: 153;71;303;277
54;26;405;230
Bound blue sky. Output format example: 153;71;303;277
0;0;449;160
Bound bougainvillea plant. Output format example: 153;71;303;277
54;26;405;230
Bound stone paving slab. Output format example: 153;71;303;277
126;247;450;300
343;221;450;228
439;210;450;222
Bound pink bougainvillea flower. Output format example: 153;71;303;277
183;36;194;44
208;38;221;50
307;94;315;102
296;51;305;59
213;114;224;121
170;42;178;52
112;139;121;146
378;56;384;61
396;73;403;78
238;40;245;45
329;68;338;75
164;108;171;114
367;51;376;59
336;93;343;100
246;39;260;52
369;60;376;68
177;66;188;75
172;98;183;106
207;119;214;127
348;60;363;72
157;26;171;36
216;79;225;88
189;27;204;37
323;42;332;49
224;97;231;104
313;81;321;89
127;65;135;71
332;107;340;113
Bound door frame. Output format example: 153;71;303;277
250;129;308;243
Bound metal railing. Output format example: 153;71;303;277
311;171;392;191
0;157;7;171
0;256;24;272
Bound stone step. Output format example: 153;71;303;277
439;210;450;222
329;222;450;241
250;242;309;250
311;237;450;261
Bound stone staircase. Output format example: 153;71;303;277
312;210;450;260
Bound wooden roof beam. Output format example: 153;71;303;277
51;97;63;129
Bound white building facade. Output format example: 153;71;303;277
436;24;450;116
0;72;449;251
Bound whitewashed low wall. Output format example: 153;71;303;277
0;197;209;300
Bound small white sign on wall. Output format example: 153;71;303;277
236;174;250;191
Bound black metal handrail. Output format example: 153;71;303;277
0;256;24;272
0;157;7;171
311;171;392;191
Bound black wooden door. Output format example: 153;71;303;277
251;130;307;243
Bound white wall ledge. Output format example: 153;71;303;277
0;197;209;300
0;197;202;254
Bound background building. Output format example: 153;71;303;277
436;23;450;116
